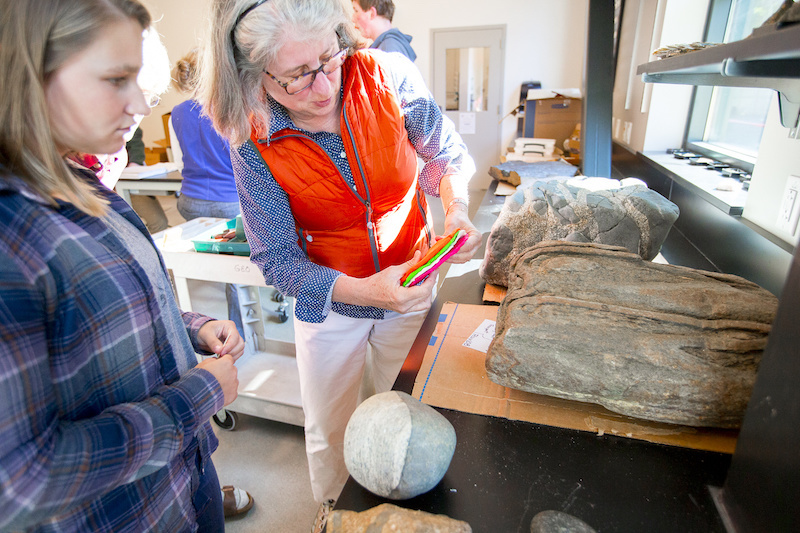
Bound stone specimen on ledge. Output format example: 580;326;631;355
327;503;472;533
486;241;778;428
489;159;578;186
343;391;456;499
480;177;679;287
530;510;597;533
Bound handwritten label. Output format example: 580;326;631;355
462;319;496;353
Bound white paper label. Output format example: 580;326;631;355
462;319;496;353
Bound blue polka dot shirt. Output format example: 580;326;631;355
232;51;474;323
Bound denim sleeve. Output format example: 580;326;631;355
231;144;341;323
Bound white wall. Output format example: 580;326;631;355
138;0;587;157
393;0;587;150
612;0;709;151
138;0;213;146
744;100;800;246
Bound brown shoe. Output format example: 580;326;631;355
311;499;335;533
222;485;254;518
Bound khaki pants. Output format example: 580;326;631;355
130;195;168;234
293;307;429;503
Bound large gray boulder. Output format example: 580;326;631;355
343;391;456;499
486;241;778;428
480;178;680;287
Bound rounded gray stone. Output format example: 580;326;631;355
530;510;597;533
343;391;456;500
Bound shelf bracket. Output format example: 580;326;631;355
723;58;800;129
778;93;800;130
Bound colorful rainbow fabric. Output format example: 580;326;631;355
400;229;468;287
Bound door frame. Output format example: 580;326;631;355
430;24;506;192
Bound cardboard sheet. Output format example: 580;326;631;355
412;302;738;454
482;283;507;303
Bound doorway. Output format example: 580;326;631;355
432;26;505;194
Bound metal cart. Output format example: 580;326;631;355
154;218;304;430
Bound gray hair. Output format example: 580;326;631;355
198;0;363;146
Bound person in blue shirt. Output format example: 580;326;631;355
171;48;245;340
351;0;417;61
0;1;244;530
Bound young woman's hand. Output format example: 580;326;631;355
196;355;239;406
197;320;245;360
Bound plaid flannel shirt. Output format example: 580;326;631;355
0;169;223;532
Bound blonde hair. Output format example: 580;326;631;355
198;0;364;146
172;48;201;95
0;0;151;217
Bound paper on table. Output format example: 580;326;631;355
119;162;181;179
462;319;495;353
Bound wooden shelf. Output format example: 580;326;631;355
637;24;800;128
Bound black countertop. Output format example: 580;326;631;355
335;182;732;532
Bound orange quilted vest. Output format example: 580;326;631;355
250;51;432;278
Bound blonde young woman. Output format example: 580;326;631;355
200;0;480;530
0;1;245;530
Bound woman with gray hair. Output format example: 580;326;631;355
0;1;244;530
200;1;479;529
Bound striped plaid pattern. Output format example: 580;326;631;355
0;170;224;532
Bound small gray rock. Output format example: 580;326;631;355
531;510;597;533
344;391;457;500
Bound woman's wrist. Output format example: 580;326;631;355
446;197;469;217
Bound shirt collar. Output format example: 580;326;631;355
0;165;100;207
0;170;51;206
264;83;346;140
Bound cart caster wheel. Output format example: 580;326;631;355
213;410;238;431
272;292;285;303
278;310;289;323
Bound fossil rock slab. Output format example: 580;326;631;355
327;503;472;532
343;391;456;499
486;241;778;428
489;160;578;186
480;178;680;287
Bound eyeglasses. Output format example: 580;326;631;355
144;93;161;108
264;48;348;95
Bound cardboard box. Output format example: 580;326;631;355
523;97;582;149
411;302;738;454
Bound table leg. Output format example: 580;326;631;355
173;275;193;312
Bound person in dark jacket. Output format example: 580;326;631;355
351;0;416;61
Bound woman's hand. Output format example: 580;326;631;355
196;320;243;406
443;204;481;264
197;320;245;360
332;250;436;314
196;355;239;406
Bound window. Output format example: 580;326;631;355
685;0;785;172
